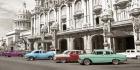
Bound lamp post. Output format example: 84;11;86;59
51;22;59;51
19;36;27;50
130;3;140;50
41;24;48;50
101;9;113;50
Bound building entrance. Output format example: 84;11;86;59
115;36;134;52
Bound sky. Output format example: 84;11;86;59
0;0;35;38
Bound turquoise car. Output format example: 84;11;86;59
78;49;127;65
24;50;55;61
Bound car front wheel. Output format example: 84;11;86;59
28;57;35;61
112;59;119;65
83;59;91;65
61;59;67;63
48;56;53;60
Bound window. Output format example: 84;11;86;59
63;24;67;30
96;17;99;25
106;51;110;55
34;51;40;53
42;51;46;53
96;51;103;55
131;51;135;53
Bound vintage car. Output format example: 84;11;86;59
0;51;4;56
3;50;24;57
54;50;83;63
24;50;55;60
78;49;127;65
118;49;140;59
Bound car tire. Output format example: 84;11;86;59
61;59;67;63
29;57;35;61
7;55;11;57
136;56;140;59
112;59;119;65
19;54;23;57
83;59;91;65
48;56;53;60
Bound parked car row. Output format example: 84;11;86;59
0;49;129;65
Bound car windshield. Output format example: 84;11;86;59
63;51;70;54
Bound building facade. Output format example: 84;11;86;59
28;0;140;53
6;2;32;50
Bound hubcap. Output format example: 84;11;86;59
84;59;90;65
113;60;119;65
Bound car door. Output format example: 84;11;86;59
91;51;105;63
102;51;114;62
69;51;79;61
40;51;48;59
34;51;41;59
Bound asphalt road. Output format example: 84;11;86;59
0;57;140;70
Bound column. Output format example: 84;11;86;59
67;38;70;50
52;30;58;50
72;3;75;29
87;35;92;53
112;38;116;52
41;42;45;50
67;5;70;30
87;0;90;26
47;12;50;33
89;0;93;27
58;7;62;31
82;0;87;28
34;42;38;50
83;36;87;50
69;38;74;50
39;14;41;35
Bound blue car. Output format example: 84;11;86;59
24;50;55;61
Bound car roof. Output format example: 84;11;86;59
93;49;113;52
65;50;83;51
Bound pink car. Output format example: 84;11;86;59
3;50;24;57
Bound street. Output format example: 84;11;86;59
0;57;140;70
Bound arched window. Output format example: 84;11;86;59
96;17;99;25
49;10;55;22
61;6;67;18
75;0;82;14
63;24;67;31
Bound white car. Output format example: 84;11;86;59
118;49;140;59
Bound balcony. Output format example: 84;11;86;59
130;8;140;17
114;0;130;9
93;5;102;15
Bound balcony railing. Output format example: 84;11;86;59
114;0;130;9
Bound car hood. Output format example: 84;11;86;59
117;52;127;55
25;53;33;56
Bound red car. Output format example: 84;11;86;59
54;50;83;63
3;50;24;57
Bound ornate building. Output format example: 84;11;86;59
28;0;140;53
6;2;32;50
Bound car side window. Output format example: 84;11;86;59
96;51;103;55
42;51;46;53
106;51;110;55
137;50;140;52
34;51;40;53
70;51;75;54
131;51;135;53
